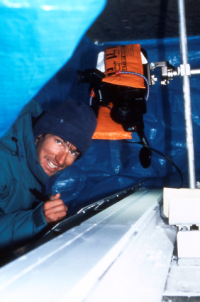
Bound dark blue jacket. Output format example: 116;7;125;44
0;100;49;252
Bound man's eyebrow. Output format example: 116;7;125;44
73;148;80;154
62;139;80;152
62;139;68;144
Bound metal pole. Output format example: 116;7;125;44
190;69;200;75
178;0;196;188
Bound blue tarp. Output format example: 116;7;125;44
0;0;106;137
36;35;200;215
1;1;200;215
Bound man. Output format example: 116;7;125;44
0;98;97;253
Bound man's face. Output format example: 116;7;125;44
35;134;80;177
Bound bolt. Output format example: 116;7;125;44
180;226;188;231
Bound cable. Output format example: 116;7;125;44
116;71;150;101
89;70;150;105
123;140;183;188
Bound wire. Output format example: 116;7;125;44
89;70;150;105
123;140;183;188
117;71;150;101
105;105;112;110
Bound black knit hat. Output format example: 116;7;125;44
33;99;97;158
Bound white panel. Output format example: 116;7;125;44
84;220;177;302
163;188;200;219
169;198;200;225
0;188;176;302
164;265;200;296
178;231;200;258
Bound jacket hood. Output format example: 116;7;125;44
0;99;49;184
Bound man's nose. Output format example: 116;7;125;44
56;150;68;167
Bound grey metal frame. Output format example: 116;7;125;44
178;0;196;188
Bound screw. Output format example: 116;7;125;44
180;226;188;231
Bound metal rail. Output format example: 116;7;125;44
190;69;200;75
178;0;196;188
0;189;177;302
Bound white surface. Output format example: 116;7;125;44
169;198;200;225
96;51;105;72
96;49;147;73
164;264;200;297
0;188;177;302
178;231;200;258
84;220;176;302
163;188;200;219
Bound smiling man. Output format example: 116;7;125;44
35;135;80;177
0;98;96;253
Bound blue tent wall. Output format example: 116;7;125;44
0;0;106;138
1;0;200;216
36;35;200;215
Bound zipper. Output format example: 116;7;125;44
11;137;23;161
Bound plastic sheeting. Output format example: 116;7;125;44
1;1;200;215
37;35;200;215
0;0;106;138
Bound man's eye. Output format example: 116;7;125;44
69;150;79;157
56;139;62;145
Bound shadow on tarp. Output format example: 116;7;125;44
35;35;200;215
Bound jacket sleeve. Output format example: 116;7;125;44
0;155;49;252
0;202;48;252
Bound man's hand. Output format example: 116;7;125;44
43;193;68;224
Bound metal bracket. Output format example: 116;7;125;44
177;64;191;76
149;61;200;85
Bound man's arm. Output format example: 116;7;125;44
0;203;47;253
0;160;68;252
0;193;68;253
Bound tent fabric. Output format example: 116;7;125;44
39;35;200;215
1;1;200;216
0;0;106;138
